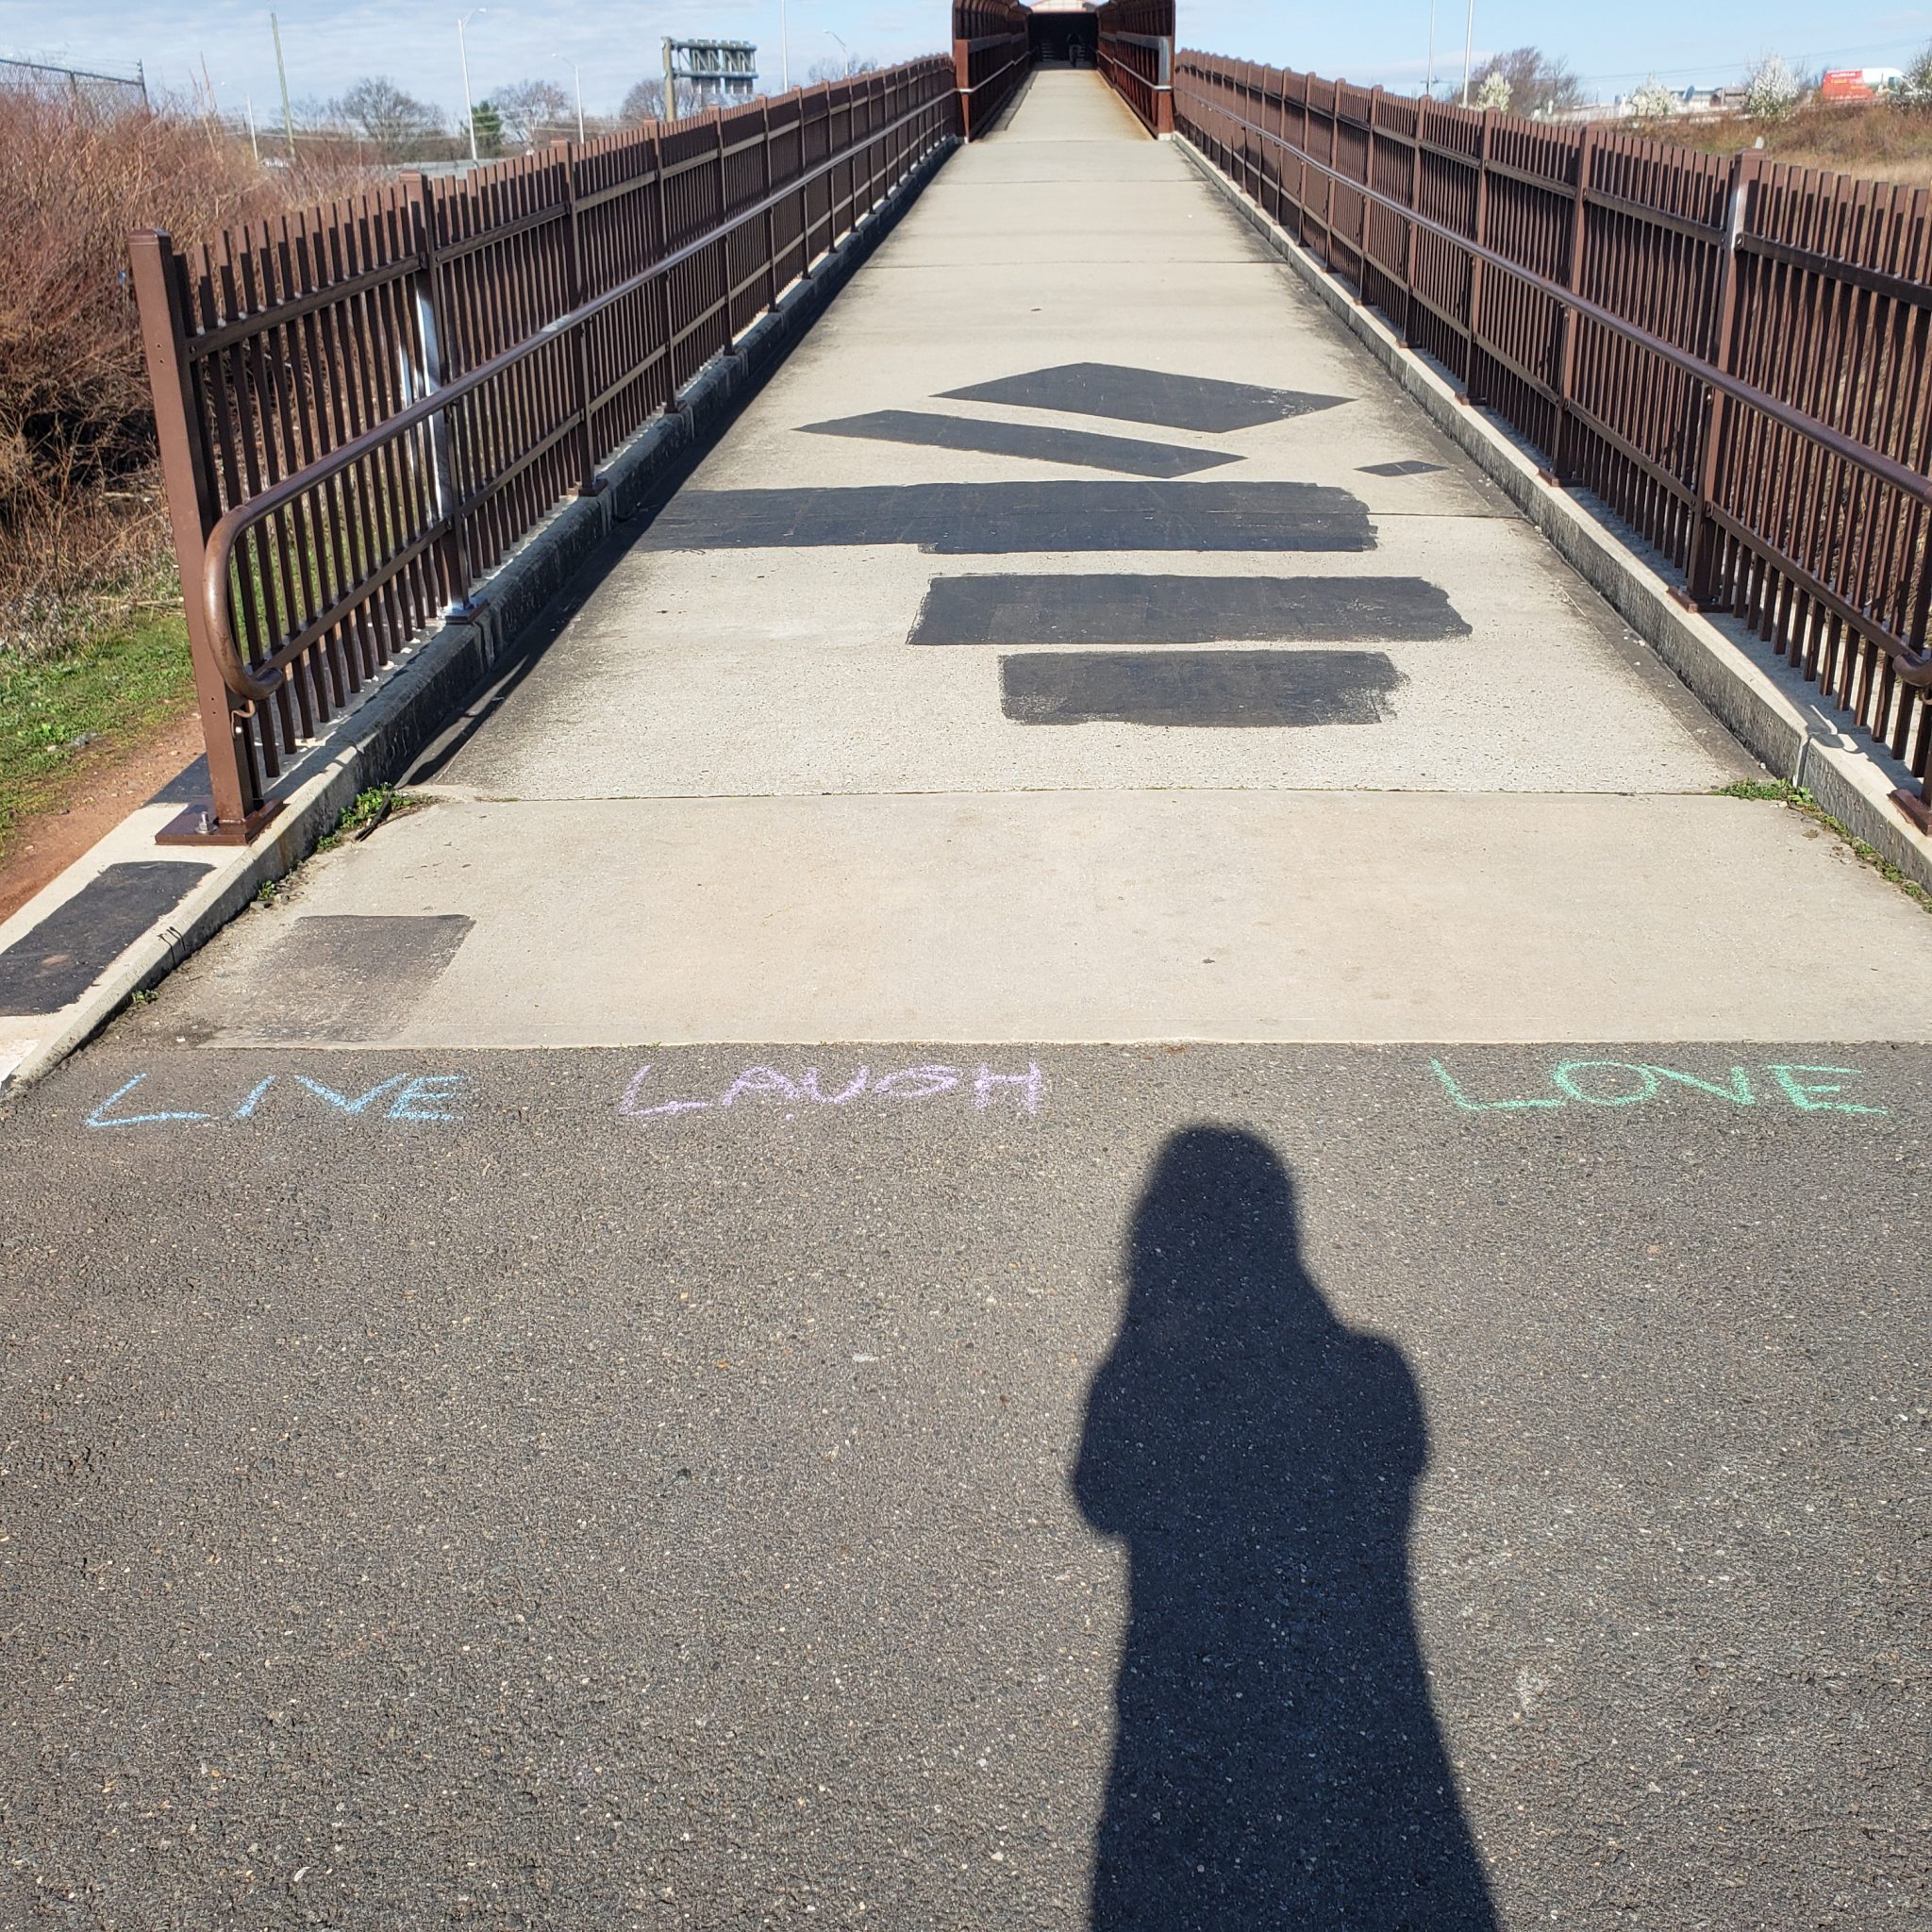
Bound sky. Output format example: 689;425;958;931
5;0;1931;124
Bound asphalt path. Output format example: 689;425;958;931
2;1037;1924;1928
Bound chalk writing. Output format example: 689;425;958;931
619;1061;1046;1121
85;1070;470;1129
1429;1059;1887;1116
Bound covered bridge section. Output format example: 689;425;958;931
953;0;1173;138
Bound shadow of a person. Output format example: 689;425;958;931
1074;1127;1498;1931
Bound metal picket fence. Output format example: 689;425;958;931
1176;53;1932;822
129;60;957;840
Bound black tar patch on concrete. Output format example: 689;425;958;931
226;915;475;1041
800;410;1238;478
913;574;1467;646
938;363;1351;434
0;861;210;1016
641;482;1374;554
1359;459;1447;477
1000;649;1405;727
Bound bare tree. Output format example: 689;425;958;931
1905;39;1932;109
328;76;444;154
620;75;666;123
807;55;881;82
493;77;573;147
1458;47;1583;116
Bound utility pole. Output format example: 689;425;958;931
245;92;259;161
663;37;676;120
1460;0;1474;105
573;61;585;142
270;10;295;158
458;8;486;162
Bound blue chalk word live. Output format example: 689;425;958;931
86;1072;469;1128
1428;1059;1887;1115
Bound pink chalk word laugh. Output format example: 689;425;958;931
618;1061;1046;1121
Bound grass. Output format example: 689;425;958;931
1715;777;1932;913
0;608;195;862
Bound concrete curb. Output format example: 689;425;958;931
1175;134;1932;898
0;135;958;1099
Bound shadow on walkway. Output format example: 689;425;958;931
1074;1127;1498;1931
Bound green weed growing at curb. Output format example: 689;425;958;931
1714;778;1932;914
315;786;427;852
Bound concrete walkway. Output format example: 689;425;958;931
125;68;1932;1047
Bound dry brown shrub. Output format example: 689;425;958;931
1676;100;1932;189
0;86;373;658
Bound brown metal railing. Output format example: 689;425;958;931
1177;54;1932;824
1094;0;1174;136
130;60;956;841
952;0;1031;141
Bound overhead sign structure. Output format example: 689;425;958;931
663;39;759;118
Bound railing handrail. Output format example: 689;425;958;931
959;53;1027;98
1188;76;1932;523
199;92;950;704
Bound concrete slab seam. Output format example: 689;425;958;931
0;135;961;1102
1172;134;1932;900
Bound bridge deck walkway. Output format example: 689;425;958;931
126;68;1932;1044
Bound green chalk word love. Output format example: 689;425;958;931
1428;1059;1888;1116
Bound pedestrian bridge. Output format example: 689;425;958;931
1;40;1928;1932
121;65;1932;1047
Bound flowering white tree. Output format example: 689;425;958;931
1474;69;1512;112
1626;77;1677;127
1743;53;1802;125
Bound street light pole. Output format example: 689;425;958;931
573;61;585;142
824;27;848;75
1460;0;1474;105
270;9;295;159
1425;0;1436;96
780;0;790;90
458;8;485;162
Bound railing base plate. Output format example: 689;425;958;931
155;799;285;847
1889;788;1932;833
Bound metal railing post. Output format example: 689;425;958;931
1547;121;1597;483
405;181;483;619
1402;96;1423;343
712;108;732;358
1297;71;1313;244
1323;76;1341;263
1361;86;1381;291
651;130;681;406
1682;149;1757;610
127;228;272;843
557;141;605;498
759;99;781;308
1463;107;1495;400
